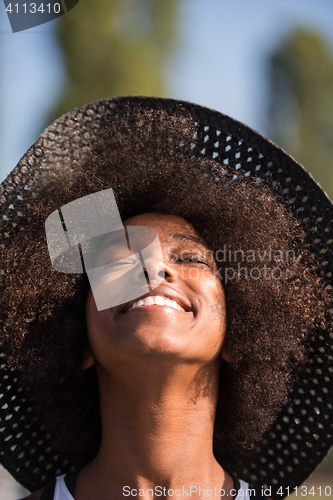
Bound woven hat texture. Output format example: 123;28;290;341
0;96;332;495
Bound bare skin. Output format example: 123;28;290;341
23;213;233;500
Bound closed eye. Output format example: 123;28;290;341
104;257;139;268
171;254;210;266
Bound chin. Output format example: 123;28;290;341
120;325;188;357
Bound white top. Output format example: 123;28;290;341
53;475;252;500
54;475;74;500
237;479;255;500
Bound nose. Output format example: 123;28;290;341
132;256;177;284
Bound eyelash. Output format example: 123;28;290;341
170;254;209;266
105;257;139;267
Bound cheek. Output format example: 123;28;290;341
211;295;227;325
86;290;96;332
205;275;226;316
85;291;110;353
211;288;227;338
199;276;227;346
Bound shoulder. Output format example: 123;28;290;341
19;487;45;500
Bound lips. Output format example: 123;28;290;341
119;286;192;315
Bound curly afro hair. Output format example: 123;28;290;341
0;106;327;468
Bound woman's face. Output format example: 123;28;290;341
85;213;228;369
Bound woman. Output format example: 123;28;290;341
0;97;332;499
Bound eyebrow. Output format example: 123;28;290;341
171;233;209;250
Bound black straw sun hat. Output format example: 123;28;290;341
0;96;333;496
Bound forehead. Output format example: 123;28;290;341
94;213;209;265
123;213;198;236
123;213;209;251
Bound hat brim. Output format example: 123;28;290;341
0;96;332;495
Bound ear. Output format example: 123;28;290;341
221;346;233;363
81;346;96;370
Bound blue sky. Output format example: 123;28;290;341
1;0;333;182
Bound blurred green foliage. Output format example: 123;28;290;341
268;28;333;199
50;0;177;121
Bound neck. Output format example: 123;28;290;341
80;357;231;500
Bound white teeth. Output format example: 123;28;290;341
154;296;164;306
128;295;186;312
171;300;178;310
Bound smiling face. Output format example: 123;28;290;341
85;213;227;370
